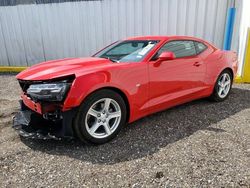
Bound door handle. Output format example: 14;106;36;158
193;62;202;67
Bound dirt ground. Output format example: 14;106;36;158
0;74;249;187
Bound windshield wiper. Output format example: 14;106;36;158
101;57;118;63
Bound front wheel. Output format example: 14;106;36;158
210;70;233;102
73;89;127;144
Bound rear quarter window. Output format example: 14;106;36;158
195;42;208;54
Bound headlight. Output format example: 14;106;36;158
27;82;71;102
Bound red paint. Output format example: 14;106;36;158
158;51;175;61
17;36;238;123
22;94;42;114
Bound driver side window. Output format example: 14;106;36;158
154;40;196;59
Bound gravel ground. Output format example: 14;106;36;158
0;74;249;187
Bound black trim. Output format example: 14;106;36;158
0;0;101;6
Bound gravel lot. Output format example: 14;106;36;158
0;74;249;187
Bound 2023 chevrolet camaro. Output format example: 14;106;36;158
13;36;238;144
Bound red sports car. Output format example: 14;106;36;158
14;36;238;144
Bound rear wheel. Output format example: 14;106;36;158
210;70;233;102
74;89;127;144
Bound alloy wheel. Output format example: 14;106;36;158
85;98;121;139
217;73;231;98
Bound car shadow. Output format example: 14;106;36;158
21;87;250;164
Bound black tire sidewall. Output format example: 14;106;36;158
74;89;127;144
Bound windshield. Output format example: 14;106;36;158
94;40;159;62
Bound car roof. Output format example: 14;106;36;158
125;35;217;49
125;35;205;42
126;36;168;40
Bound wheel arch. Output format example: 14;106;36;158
221;67;234;80
212;67;234;88
209;67;234;102
83;86;131;123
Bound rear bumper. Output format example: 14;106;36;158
13;101;77;140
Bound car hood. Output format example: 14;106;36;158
16;57;114;80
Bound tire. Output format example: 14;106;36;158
73;89;127;144
210;70;233;102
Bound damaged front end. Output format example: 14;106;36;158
13;76;77;140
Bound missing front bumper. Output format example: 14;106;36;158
12;101;77;140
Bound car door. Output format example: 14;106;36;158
147;40;206;112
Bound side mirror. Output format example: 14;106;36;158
158;51;175;61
